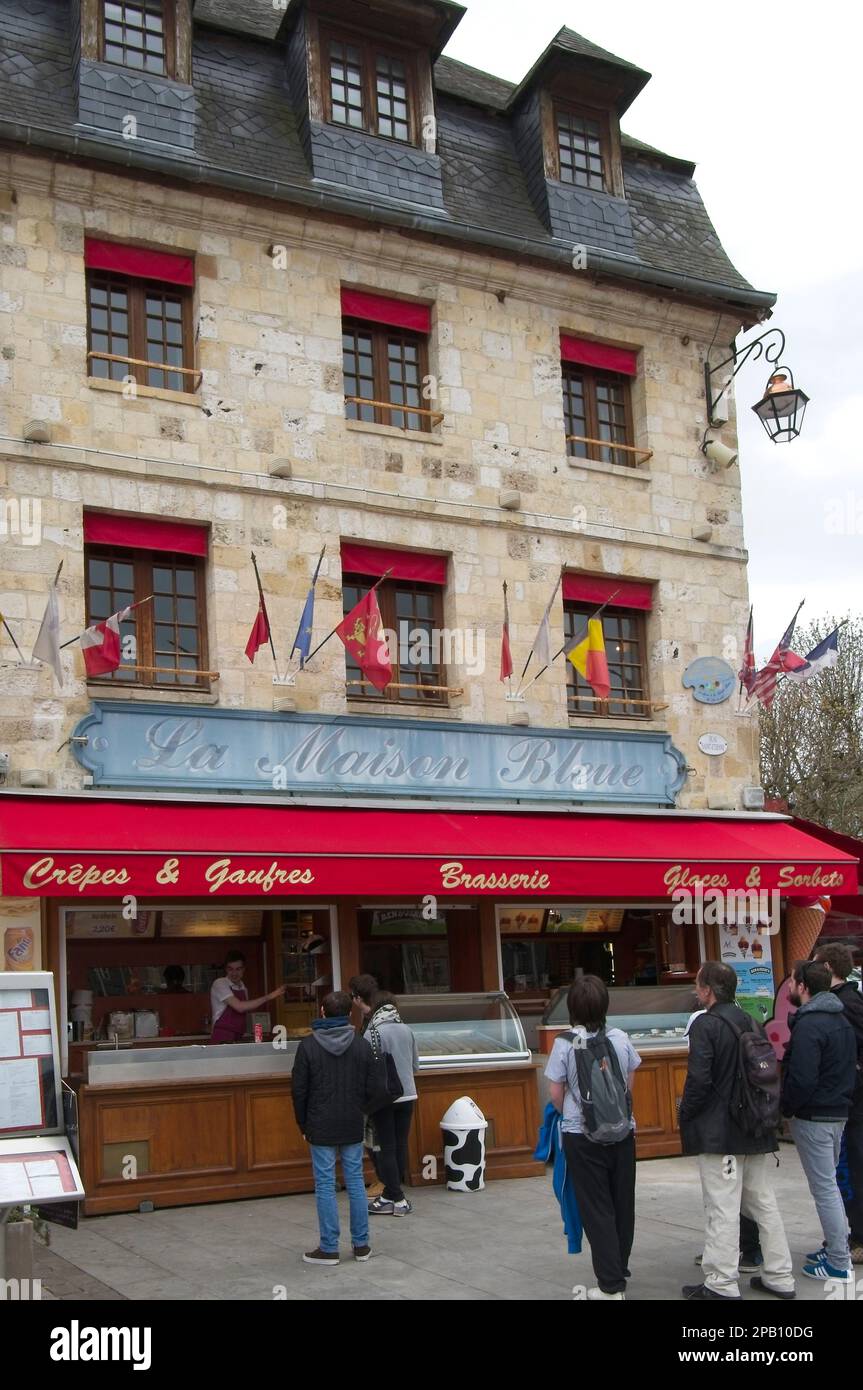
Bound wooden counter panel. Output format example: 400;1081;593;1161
631;1061;667;1137
633;1049;687;1159
245;1088;307;1171
93;1089;238;1180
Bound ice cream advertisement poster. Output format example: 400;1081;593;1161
719;924;775;1023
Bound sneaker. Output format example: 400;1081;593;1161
368;1196;395;1215
587;1288;625;1300
303;1247;339;1266
750;1276;796;1301
802;1258;851;1281
352;1245;372;1262
739;1253;764;1274
392;1199;412;1216
682;1283;741;1301
805;1242;827;1263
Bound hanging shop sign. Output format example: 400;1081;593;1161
682;657;736;704
71;703;688;806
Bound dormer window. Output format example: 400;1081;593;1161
322;27;416;144
555;104;609;190
101;1;173;77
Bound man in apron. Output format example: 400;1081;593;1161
210;951;285;1043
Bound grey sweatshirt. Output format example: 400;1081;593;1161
365;1006;420;1101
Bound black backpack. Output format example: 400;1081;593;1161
566;1028;632;1145
716;1011;781;1139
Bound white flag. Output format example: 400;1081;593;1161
530;577;562;670
32;582;63;685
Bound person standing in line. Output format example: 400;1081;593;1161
209;951;285;1043
813;943;863;1264
349;973;386;1199
679;961;795;1302
361;989;420;1217
782;960;858;1282
292;990;379;1265
544;974;641;1301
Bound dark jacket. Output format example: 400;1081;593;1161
679;1002;777;1155
291;1016;378;1147
781;991;857;1120
833;979;863;1108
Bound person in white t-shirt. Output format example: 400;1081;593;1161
209;951;285;1044
544;974;641;1301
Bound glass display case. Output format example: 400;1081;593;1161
542;983;697;1048
395;992;531;1067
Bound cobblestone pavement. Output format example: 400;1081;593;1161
26;1148;850;1302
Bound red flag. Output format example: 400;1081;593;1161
80;605;134;677
500;582;513;682
336;588;393;692
738;607;756;696
245;599;270;664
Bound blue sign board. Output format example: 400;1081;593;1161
72;703;688;806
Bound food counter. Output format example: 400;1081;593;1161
538;984;696;1159
77;994;542;1214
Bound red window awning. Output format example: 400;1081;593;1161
562;575;653;610
0;797;856;899
84;513;208;557
340;541;447;585
84;238;195;287
560;334;638;377
340;288;431;334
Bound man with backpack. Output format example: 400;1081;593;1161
544;974;641;1301
679;961;795;1302
782;959;857;1282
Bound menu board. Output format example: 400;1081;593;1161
0;1137;84;1206
65;909;155;939
547;908;624;934
0;973;62;1137
497;908;546;936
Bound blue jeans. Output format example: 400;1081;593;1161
791;1118;851;1270
310;1143;368;1254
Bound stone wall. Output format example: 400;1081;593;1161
0;151;758;809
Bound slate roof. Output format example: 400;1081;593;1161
0;0;772;310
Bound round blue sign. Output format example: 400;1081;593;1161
682;656;736;705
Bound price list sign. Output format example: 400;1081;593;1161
0;972;62;1138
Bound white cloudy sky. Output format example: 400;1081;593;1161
445;0;862;660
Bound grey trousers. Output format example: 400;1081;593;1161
790;1118;851;1270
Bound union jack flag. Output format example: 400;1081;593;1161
748;605;808;708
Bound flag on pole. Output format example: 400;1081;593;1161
80;605;134;677
738;607;757;696
32;576;63;684
784;627;841;684
291;548;325;670
566;617;611;701
245;599;270;664
748;605;808;708
500;581;513;682
529;577;561;672
336;587;392;692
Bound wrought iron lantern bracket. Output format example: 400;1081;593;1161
703;326;786;425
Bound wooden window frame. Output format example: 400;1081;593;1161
564;602;649;720
342;317;431;432
342;574;447;707
86;270;195;392
552;101;612;191
320;23;419;146
99;0;176;79
562;362;634;467
85;544;210;691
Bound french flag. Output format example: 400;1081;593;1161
785;628;841;684
80;606;134;677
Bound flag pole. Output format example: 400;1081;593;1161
304;568;392;667
59;595;153;650
1;615;25;661
519;575;562;683
290;546;327;667
515;589;620;698
251;551;279;677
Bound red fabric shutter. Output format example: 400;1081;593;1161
560;334;637;377
84;513;208;557
340;542;446;585
340;289;431;334
84;238;195;287
562;575;653;610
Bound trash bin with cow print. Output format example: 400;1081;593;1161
441;1096;488;1191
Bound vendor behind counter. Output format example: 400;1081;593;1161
210;950;286;1043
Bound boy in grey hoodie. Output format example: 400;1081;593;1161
292;990;378;1265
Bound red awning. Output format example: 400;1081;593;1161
560;335;638;377
340;289;431;334
562;575;653;610
340;541;447;585
84;238;194;287
0;797;856;899
84;513;208;557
